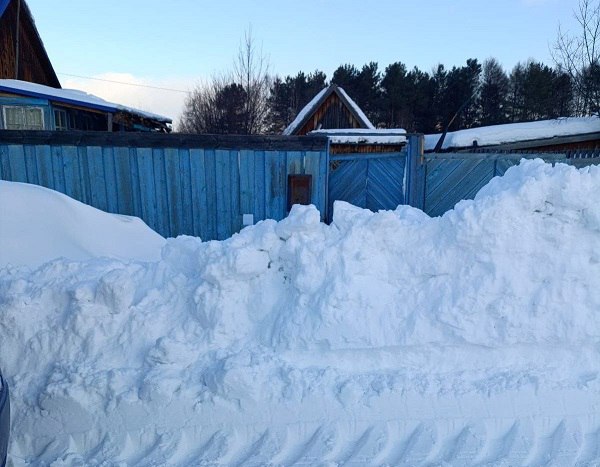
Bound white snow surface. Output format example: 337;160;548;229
2;160;600;465
0;181;165;268
425;115;600;151
0;79;172;123
310;128;407;145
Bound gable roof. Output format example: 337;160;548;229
283;83;375;136
425;116;600;152
0;0;60;88
0;79;172;124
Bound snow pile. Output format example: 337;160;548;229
0;181;165;268
2;160;600;465
425;115;600;150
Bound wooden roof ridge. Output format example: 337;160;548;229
283;83;374;135
1;0;61;88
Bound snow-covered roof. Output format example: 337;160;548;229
425;116;600;151
283;84;374;136
0;79;172;123
336;87;375;131
282;87;329;136
310;128;406;145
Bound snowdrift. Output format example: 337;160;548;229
1;160;600;465
0;181;165;268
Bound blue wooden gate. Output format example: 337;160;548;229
327;152;407;221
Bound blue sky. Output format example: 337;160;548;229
26;0;580;121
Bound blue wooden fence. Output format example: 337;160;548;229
410;151;600;216
0;131;329;240
4;130;595;239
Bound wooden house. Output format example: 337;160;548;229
0;79;172;132
284;84;406;154
283;84;375;136
0;0;60;87
0;0;171;132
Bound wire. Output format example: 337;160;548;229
57;72;189;94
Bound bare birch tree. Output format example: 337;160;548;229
233;27;271;134
552;0;600;114
179;27;271;134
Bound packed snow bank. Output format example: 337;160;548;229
0;181;165;268
2;160;600;465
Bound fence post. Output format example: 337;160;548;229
405;134;426;211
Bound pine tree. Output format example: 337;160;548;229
381;62;410;128
479;58;509;126
356;62;381;123
331;64;361;99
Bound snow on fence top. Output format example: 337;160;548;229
425;115;600;151
310;128;407;145
0;79;172;123
282;87;329;136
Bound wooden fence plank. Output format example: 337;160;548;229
86;146;108;212
35;144;53;189
0;145;10;180
189;148;207;239
229;150;241;234
305;150;325;217
265;150;286;220
215;149;231;240
128;148;142;218
239;149;255;222
23;145;39;185
178;148;193;236
136;147;158;235
164;147;182;238
8;144;27;183
254;150;266;221
102;146;119;214
62;145;82;201
113;146;134;216
152;148;170;237
203;149;218;240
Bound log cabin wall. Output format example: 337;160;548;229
0;0;60;87
297;93;363;136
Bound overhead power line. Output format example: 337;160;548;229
57;72;189;94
